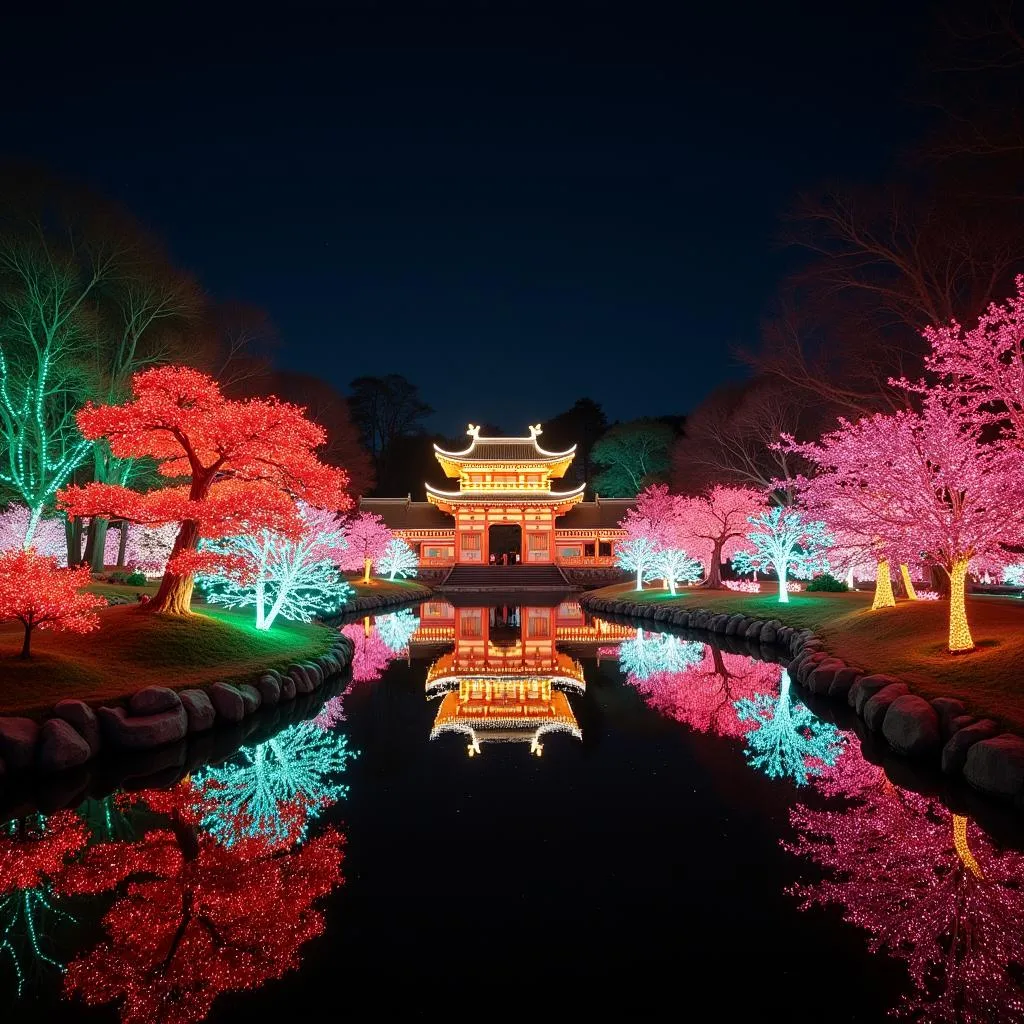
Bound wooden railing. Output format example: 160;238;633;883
558;556;619;567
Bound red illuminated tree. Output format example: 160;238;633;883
629;646;782;738
57;366;351;615
0;549;106;657
338;511;393;585
58;787;346;1024
787;780;1024;1021
785;392;1024;652
675;485;763;588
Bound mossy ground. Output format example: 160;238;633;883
0;603;333;716
587;582;1024;731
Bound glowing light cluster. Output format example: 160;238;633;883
652;547;703;594
916;590;941;601
724;579;760;593
626;645;783;738
0;550;106;657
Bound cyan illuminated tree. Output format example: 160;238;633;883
375;537;418;581
58;366;350;614
1003;564;1024;587
375;608;420;652
652;547;703;595
59;786;346;1024
1;812;88;997
617;628;704;681
734;668;844;785
189;721;357;850
787;781;1024;1021
731;506;833;603
615;534;660;591
0;549;106;657
197;503;352;629
338;511;392;584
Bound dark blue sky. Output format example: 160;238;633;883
2;1;932;435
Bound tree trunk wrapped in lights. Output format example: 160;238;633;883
899;563;918;600
784;390;1024;654
948;556;974;653
871;560;896;610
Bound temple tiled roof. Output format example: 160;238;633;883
425;482;585;504
359;498;453;531
555;499;633;531
434;426;575;463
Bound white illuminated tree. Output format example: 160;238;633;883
652;547;703;595
375;537;418;581
731;506;832;603
198;503;351;629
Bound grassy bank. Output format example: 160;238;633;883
587;582;1024;731
0;604;333;715
343;575;433;602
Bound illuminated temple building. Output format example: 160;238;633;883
361;425;630;576
414;601;633;755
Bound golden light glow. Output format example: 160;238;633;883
953;814;983;879
948;556;975;653
871;559;896;610
899;564;918;601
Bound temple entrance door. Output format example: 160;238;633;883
488;524;521;566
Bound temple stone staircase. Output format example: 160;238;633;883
438;564;573;591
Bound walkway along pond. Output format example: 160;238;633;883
3;598;1024;1022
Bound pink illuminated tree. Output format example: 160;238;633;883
675;485;763;588
58;366;350;615
341;621;397;681
787;781;1024;1022
339;512;393;585
630;484;684;547
629;646;783;738
786;393;1024;652
925;275;1024;447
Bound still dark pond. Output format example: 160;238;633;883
4;598;1024;1022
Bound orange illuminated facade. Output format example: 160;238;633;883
361;424;631;570
416;601;634;756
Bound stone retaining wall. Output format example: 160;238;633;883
0;631;355;780
581;592;1024;812
330;581;433;619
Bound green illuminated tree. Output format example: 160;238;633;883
591;419;674;497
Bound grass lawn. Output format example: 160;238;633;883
343;576;433;601
0;604;333;716
588;582;1024;732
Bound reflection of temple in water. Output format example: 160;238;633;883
413;601;632;756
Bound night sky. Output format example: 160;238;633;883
2;1;932;435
